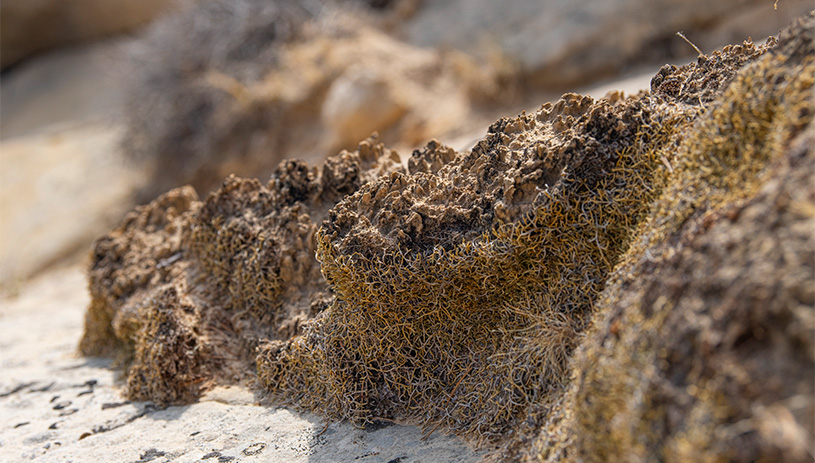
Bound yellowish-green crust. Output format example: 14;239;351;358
521;13;814;463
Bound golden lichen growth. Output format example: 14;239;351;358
522;12;815;463
79;13;814;463
79;186;200;360
256;87;697;441
79;137;403;405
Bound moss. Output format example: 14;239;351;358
125;285;211;404
521;12;815;463
81;12;814;462
79;186;200;360
256;84;699;441
256;17;807;446
79;137;402;405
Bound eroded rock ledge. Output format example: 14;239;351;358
81;14;814;463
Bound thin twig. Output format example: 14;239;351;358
676;31;703;57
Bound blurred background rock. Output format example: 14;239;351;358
0;0;175;70
0;0;811;290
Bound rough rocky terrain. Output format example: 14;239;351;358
1;3;813;463
73;12;814;463
3;0;808;287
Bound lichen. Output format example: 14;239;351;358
520;12;815;463
256;90;688;441
80;13;814;463
80;137;403;405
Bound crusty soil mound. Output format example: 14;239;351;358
81;138;403;404
519;13;815;463
259;91;680;439
81;13;814;462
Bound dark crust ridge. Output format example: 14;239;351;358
80;137;403;405
517;12;815;463
78;13;815;463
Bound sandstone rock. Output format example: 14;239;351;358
123;1;504;200
0;123;143;290
321;67;407;151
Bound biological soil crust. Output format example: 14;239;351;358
80;14;814;463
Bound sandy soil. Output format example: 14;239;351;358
0;265;485;463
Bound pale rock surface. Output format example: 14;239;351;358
321;67;407;151
0;123;143;289
0;36;143;289
0;39;128;139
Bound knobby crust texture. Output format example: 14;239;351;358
81;13;814;463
